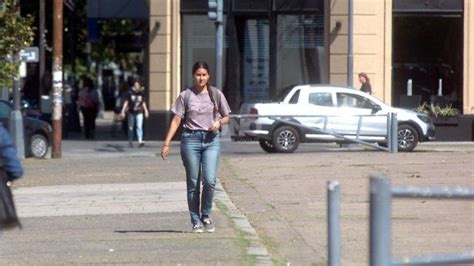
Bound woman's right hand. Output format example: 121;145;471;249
161;144;169;160
119;112;125;120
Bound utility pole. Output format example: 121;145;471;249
208;0;224;89
51;0;63;158
39;0;45;98
10;54;25;159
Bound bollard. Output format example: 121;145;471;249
390;113;398;153
327;180;341;266
386;114;392;152
370;176;392;266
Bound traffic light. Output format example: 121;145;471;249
208;0;223;23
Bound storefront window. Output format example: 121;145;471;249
243;19;270;102
181;15;226;89
393;15;463;110
180;0;326;106
276;15;326;99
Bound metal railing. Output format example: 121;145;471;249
327;178;474;266
370;176;474;265
230;112;399;153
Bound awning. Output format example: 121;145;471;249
87;0;148;19
393;0;463;13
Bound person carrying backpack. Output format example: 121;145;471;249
160;61;231;233
78;77;99;139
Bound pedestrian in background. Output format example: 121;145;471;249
358;72;372;95
120;79;149;148
78;77;100;140
0;124;24;230
160;61;231;233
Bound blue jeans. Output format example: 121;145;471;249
180;129;220;225
127;112;144;143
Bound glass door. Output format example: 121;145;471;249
242;19;270;102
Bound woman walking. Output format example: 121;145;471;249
160;61;231;233
120;79;149;148
78;77;99;139
358;72;372;95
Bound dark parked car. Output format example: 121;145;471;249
0;100;51;158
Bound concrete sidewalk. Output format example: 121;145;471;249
218;141;474;265
0;141;271;265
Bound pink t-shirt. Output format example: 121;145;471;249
171;87;231;131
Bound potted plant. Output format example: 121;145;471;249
416;102;460;125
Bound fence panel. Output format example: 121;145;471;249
369;176;474;266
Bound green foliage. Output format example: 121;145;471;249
416;102;459;118
90;19;145;70
0;0;35;87
62;15;145;80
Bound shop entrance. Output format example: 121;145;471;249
392;15;463;111
242;18;270;102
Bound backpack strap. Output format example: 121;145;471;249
183;88;192;116
211;86;221;111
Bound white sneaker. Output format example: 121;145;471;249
202;217;215;233
192;223;204;233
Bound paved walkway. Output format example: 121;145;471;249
15;182;188;217
0;138;272;265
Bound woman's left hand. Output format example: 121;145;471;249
208;121;220;133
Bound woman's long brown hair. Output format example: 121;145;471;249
358;72;371;85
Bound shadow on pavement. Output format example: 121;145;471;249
94;144;128;153
114;230;188;234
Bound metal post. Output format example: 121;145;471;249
9;56;25;159
51;0;63;158
215;0;223;89
386;113;392;152
390;113;398;153
328;180;341;266
347;0;353;87
370;176;392;266
356;116;362;139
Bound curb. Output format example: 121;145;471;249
215;180;273;265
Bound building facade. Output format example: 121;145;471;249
147;0;474;139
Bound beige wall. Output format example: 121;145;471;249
149;0;180;112
464;0;473;114
328;0;348;86
150;0;473;114
329;0;392;103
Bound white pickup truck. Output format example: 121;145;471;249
231;84;435;153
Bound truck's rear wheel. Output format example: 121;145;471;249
272;126;300;153
259;139;276;153
398;124;419;152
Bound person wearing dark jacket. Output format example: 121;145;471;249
78;77;100;139
0;124;23;180
0;124;23;230
358;72;372;95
